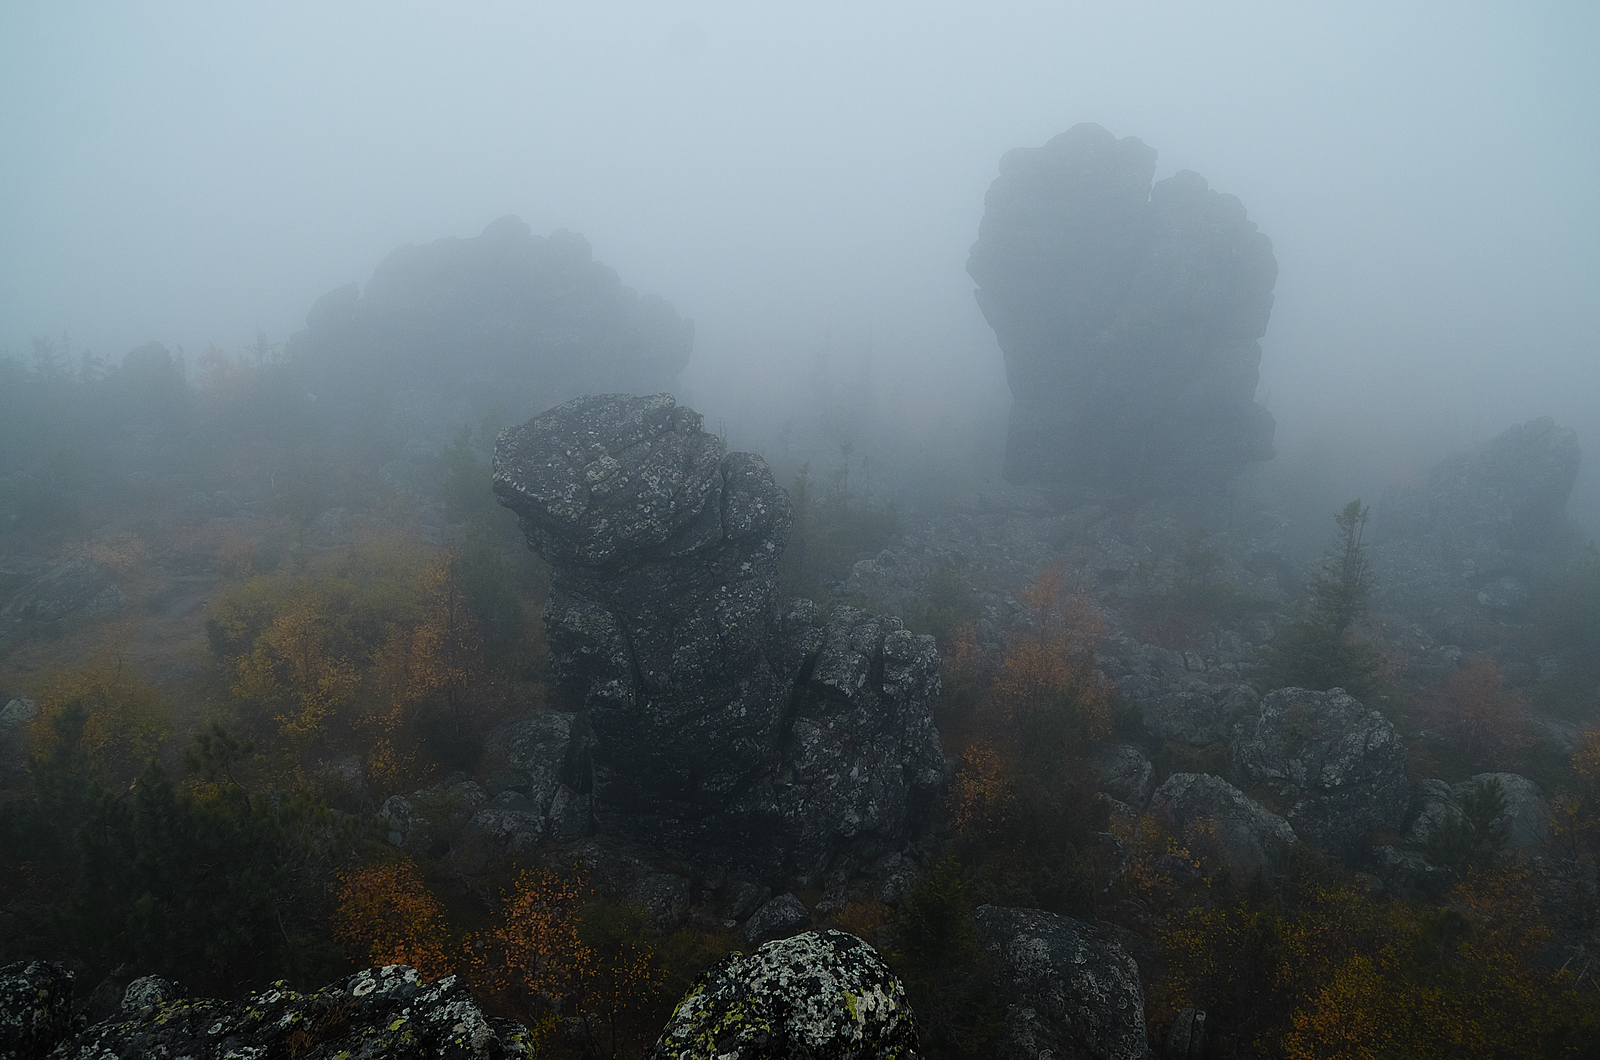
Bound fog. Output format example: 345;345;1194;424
3;1;1598;527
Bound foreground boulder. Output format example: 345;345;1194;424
52;965;531;1060
1151;772;1296;876
1231;687;1407;855
971;906;1148;1060
967;122;1277;495
0;960;73;1060
646;931;918;1060
493;395;943;872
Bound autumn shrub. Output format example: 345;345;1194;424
1422;655;1530;770
333;858;457;981
27;656;172;786
940;566;1110;912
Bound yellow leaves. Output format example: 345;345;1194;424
947;739;1013;837
230;588;357;752
1281;954;1389;1060
27;651;172;781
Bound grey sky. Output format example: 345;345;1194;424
3;2;1597;515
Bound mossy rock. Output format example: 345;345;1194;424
648;930;919;1060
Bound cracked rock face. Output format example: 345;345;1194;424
493;395;943;872
0;960;74;1060
1151;772;1297;876
45;965;533;1060
970;906;1147;1060
1231;687;1407;856
968;122;1277;495
647;930;919;1060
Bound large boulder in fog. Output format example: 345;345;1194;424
971;906;1148;1060
289;215;693;416
1231;687;1407;855
967;123;1277;495
1151;772;1296;876
1382;417;1579;555
493;394;943;873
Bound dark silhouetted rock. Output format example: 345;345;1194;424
647;931;918;1060
289;216;693;420
0;960;74;1060
53;965;531;1060
0;559;121;644
1231;687;1407;856
968;123;1277;495
1373;418;1581;637
971;905;1147;1060
1091;743;1155;807
1151;772;1296;876
493;395;943;872
744;893;811;944
1382;417;1579;555
1164;1008;1206;1060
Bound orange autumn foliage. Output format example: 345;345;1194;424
472;868;592;1018
332;859;456;982
991;565;1112;741
1429;655;1529;766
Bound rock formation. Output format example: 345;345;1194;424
39;964;531;1060
1374;418;1580;638
493;394;944;874
967;122;1278;495
289;215;693;417
1151;772;1297;876
970;906;1148;1060
1230;686;1408;855
646;931;919;1060
0;960;74;1060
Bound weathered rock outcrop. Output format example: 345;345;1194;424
1231;687;1407;855
1151;772;1296;876
0;960;74;1060
1406;772;1549;851
971;906;1148;1060
50;965;532;1060
646;931;918;1060
1373;418;1580;640
493;394;943;873
968;123;1277;495
289;215;693;415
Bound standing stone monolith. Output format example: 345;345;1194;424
968;122;1278;496
493;394;944;874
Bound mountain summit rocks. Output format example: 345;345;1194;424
493;395;943;875
968;123;1278;496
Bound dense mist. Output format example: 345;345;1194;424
3;1;1597;531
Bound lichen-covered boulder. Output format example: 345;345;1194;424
647;930;918;1060
0;960;74;1060
970;906;1147;1060
1231;687;1407;855
51;965;532;1060
1151;772;1296;876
